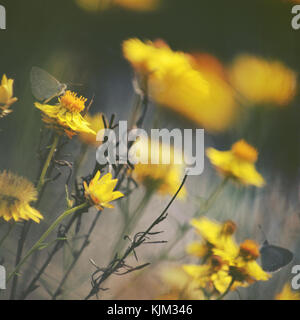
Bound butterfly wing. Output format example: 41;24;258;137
30;66;66;102
260;243;293;272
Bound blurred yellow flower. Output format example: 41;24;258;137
0;171;43;223
123;38;237;132
206;139;265;187
275;283;300;300
158;266;204;300
76;0;159;12
0;74;18;118
184;217;270;296
131;137;186;198
229;55;297;106
35;90;96;139
84;170;124;210
183;256;232;295
213;239;270;287
186;217;237;258
78;113;105;147
114;0;159;11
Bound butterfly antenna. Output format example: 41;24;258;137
258;225;268;244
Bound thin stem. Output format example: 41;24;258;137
157;177;229;260
37;134;60;194
7;203;88;284
20;212;82;299
51;210;102;299
9;133;60;300
111;190;153;259
216;277;235;300
84;175;188;300
0;223;14;248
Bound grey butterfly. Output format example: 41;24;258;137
30;66;67;103
260;239;293;272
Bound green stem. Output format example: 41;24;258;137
7;202;88;283
216;277;235;300
10;133;61;299
37;134;60;194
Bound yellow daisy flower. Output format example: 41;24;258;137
229;54;297;106
206;139;265;187
78;113;106;147
131;137;186;198
185;218;270;296
0;171;43;223
0;74;18;118
84;170;124;210
35;90;96;139
275;283;300;300
123;39;236;132
186;217;237;258
213;239;270;286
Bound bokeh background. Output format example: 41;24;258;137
0;0;300;300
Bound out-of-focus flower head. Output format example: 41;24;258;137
0;74;18;118
35;90;96;139
184;217;270;296
158;266;204;300
78;113;106;147
0;171;43;223
130;136;186;198
123;38;237;132
84;170;124;210
275;283;300;300
229;54;297;106
76;0;160;12
186;217;237;259
206;139;265;187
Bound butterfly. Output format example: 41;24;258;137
30;66;67;103
260;239;294;272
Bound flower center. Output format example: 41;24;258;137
59;90;87;113
0;194;19;206
239;239;260;260
221;220;237;236
232;140;258;163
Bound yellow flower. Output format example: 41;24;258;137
158;266;204;300
84;170;124;210
213;239;270;286
206;139;265;187
183;257;231;294
185;218;270;295
114;0;159;11
0;171;43;223
75;0;159;12
187;217;237;258
275;283;300;300
35;90;96;139
78;113;106;147
131;137;186;198
0;74;18;118
229;55;297;106
123;39;236;132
